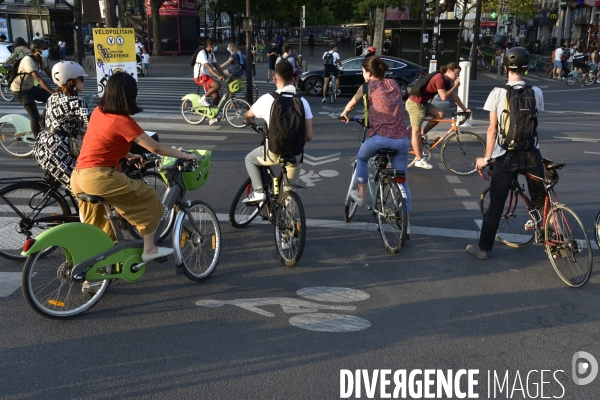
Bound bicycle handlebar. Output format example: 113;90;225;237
338;115;364;125
246;123;265;135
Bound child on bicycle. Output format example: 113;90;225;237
467;47;546;261
193;38;227;125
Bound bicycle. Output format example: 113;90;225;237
21;149;221;319
0;64;14;102
477;56;490;72
479;159;593;288
0;156;169;261
228;124;306;267
325;66;343;103
534;59;554;78
0;113;35;157
594;210;600;251
342;116;408;254
181;77;252;128
566;67;597;86
408;111;484;175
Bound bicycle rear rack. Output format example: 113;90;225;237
0;176;46;185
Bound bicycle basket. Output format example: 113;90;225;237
181;149;211;191
228;78;244;94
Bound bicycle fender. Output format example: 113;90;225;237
0;114;31;133
22;222;115;262
182;93;201;104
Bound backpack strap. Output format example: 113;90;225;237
362;82;369;129
264;92;281;161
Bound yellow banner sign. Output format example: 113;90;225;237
93;28;136;63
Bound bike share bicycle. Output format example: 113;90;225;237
181;77;252;128
479;159;593;288
20;150;221;319
342;116;408;254
228;124;306;267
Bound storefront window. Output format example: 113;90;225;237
10;18;27;42
573;7;592;25
31;20;48;37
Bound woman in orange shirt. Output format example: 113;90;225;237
70;73;197;266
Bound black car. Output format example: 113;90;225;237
298;55;426;99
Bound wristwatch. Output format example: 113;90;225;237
483;157;490;163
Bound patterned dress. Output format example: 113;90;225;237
33;93;90;190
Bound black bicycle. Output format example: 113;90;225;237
228;124;306;267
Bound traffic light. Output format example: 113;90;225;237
423;47;430;59
437;39;445;55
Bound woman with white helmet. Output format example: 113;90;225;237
33;61;89;190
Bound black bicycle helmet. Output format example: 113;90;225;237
503;46;529;69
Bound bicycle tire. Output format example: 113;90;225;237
479;186;535;248
482;60;491;72
565;76;576;86
0;80;14;101
274;191;306;267
594;210;600;250
224;98;251;128
175;200;221;281
583;76;593;86
181;98;206;125
440;130;485;175
126;171;174;242
0;122;35;158
329;76;334;103
537;63;552;78
344;164;358;222
375;178;407;254
22;248;111;319
253;83;259;103
544;205;592;288
229;177;261;228
0;182;73;260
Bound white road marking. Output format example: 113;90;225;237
462;201;480;211
446;175;461;183
297;287;370;302
289;313;371;332
553;136;599;142
0;272;22;297
454;188;471;197
474;219;483;229
584;152;600;155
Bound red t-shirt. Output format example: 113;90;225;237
75;108;144;169
408;73;452;106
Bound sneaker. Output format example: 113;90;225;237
142;247;174;262
466;244;489;260
349;190;365;207
414;159;433;169
82;281;102;294
322;98;326;103
209;116;222;125
199;96;210;107
243;188;266;204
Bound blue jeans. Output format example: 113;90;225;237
356;134;411;213
60;47;66;60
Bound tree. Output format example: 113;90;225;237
354;0;407;54
26;0;46;36
149;0;167;55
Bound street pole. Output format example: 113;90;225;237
299;6;305;60
419;0;426;65
428;0;440;73
245;0;253;105
469;0;483;80
105;0;117;28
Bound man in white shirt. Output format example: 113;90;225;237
242;61;314;203
552;44;564;79
467;47;545;260
322;44;342;103
135;38;144;54
193;38;227;124
32;33;41;42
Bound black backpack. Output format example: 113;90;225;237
572;53;585;68
323;52;334;66
498;84;538;151
408;71;439;96
6;56;28;88
190;47;202;67
266;92;306;157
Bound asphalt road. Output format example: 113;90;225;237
1;70;600;399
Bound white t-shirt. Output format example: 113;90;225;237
554;47;563;61
141;54;150;64
135;42;143;54
567;47;575;62
58;41;66;48
483;80;544;158
322;51;340;64
276;53;296;68
194;49;217;78
250;84;313;129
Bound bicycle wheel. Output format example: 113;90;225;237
176;200;221;281
0;183;73;260
0;122;35;158
126;171;174;242
344;165;358;222
545;205;592;288
253;83;259;103
479;186;535;248
375;178;407;254
224;98;251;128
274;191;306;267
180;99;206;125
229;177;261;228
595;210;600;250
0;79;14;101
565;75;576;86
481;60;491;72
440;131;485;175
22;248;111;319
329;77;334;103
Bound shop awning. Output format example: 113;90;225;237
0;4;50;16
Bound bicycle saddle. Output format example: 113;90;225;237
376;149;397;157
77;193;105;204
280;156;296;165
541;158;566;171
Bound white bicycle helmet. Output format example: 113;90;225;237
52;61;88;86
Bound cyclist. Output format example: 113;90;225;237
70;73;198;272
365;46;377;59
10;40;54;137
5;37;30;66
220;42;245;79
242;61;313;203
193;38;226;125
572;47;589;86
33;62;89;191
405;62;470;169
322;44;341;103
466;47;545;260
339;56;412;233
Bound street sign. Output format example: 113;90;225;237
423;33;429;43
520;24;526;31
503;21;512;25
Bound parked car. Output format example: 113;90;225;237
0;43;14;64
298;55;426;100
